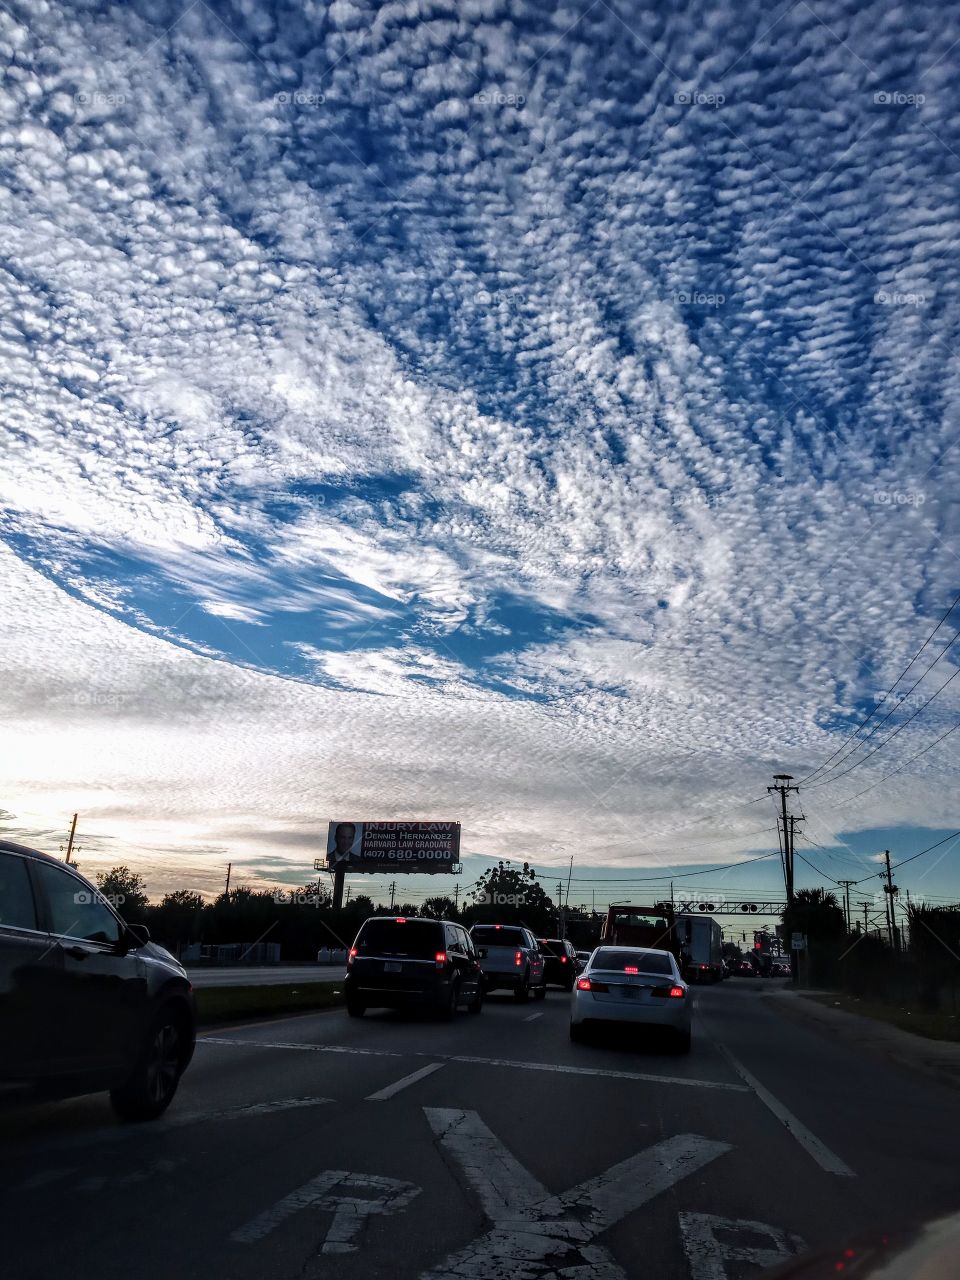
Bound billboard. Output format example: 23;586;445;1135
326;821;461;873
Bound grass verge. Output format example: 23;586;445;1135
196;981;345;1026
803;992;960;1042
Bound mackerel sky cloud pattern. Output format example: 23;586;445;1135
2;0;960;891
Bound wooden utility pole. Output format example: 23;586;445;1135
769;775;799;983
64;812;79;865
838;880;857;933
224;862;232;896
883;850;899;951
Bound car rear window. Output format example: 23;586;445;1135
592;949;673;975
472;926;526;946
355;919;442;958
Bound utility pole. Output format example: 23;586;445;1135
224;862;232;897
332;868;346;911
768;774;799;982
389;880;396;910
838;880;857;934
454;884;459;910
557;882;564;937
883;850;899;951
61;813;81;866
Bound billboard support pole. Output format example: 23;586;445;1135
332;868;346;912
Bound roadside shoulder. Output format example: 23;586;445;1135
764;987;960;1093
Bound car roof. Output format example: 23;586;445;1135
362;916;448;926
0;838;73;868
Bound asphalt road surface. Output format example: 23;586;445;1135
3;981;960;1280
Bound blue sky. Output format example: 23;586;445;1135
2;0;960;916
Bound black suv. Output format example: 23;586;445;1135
538;937;580;990
0;839;196;1121
344;916;483;1018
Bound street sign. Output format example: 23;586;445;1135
791;932;807;951
325;821;461;874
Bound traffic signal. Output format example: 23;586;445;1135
754;940;761;950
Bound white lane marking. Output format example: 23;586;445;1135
366;1062;445;1101
449;1054;748;1092
201;1037;747;1091
523;1012;543;1022
712;1041;855;1177
231;1171;420;1253
202;1036;403;1058
679;1212;806;1279
422;1108;730;1279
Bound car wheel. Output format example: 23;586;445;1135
109;1006;188;1123
346;997;366;1018
513;972;530;1002
439;980;460;1021
675;1028;692;1054
569;1021;587;1043
468;984;484;1015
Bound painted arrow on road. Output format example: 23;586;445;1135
422;1108;731;1279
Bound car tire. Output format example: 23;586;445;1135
513;972;530;1002
675;1028;692;1054
569;1021;587;1043
439;980;460;1021
346;998;366;1018
109;1005;189;1123
468;984;483;1015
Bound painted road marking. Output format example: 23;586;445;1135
200;1038;747;1092
679;1212;806;1278
231;1171;420;1254
712;1040;855;1177
422;1107;731;1279
523;1012;543;1022
366;1063;445;1100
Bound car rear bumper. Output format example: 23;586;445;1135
569;993;690;1031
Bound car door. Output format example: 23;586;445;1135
454;925;482;999
524;930;544;983
0;850;61;1080
31;860;148;1077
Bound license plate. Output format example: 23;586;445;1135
619;986;639;999
384;961;403;973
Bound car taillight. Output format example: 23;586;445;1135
560;956;567;964
624;965;638;974
347;947;358;967
670;986;685;998
651;985;685;998
515;950;523;966
396;917;406;923
577;976;592;990
577;976;609;992
435;951;448;969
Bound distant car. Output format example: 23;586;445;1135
569;945;691;1052
0;839;197;1121
537;937;579;990
469;924;546;1000
737;960;755;975
345;916;483;1018
576;950;593;968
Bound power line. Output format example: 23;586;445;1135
800;586;960;786
836;717;960;805
852;829;960;884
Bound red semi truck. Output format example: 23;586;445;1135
601;903;682;961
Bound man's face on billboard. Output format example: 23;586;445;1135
335;824;356;853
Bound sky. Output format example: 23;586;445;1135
3;0;960;923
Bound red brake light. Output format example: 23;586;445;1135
495;924;502;930
577;976;591;990
669;985;685;998
624;965;638;974
348;947;358;966
397;917;406;923
515;950;523;966
560;955;567;963
435;950;448;968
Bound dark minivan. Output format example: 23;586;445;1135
0;839;196;1121
344;916;483;1018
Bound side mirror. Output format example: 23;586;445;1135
125;923;151;949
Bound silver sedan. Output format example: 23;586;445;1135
569;945;691;1052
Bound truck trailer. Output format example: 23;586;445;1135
675;914;724;982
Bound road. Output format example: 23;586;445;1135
187;964;342;987
3;980;960;1279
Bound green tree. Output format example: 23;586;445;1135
782;888;846;941
423;896;459;920
96;866;149;921
462;861;555;933
151;889;204;945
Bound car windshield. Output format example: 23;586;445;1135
355;920;441;958
592;950;673;975
472;927;526;946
